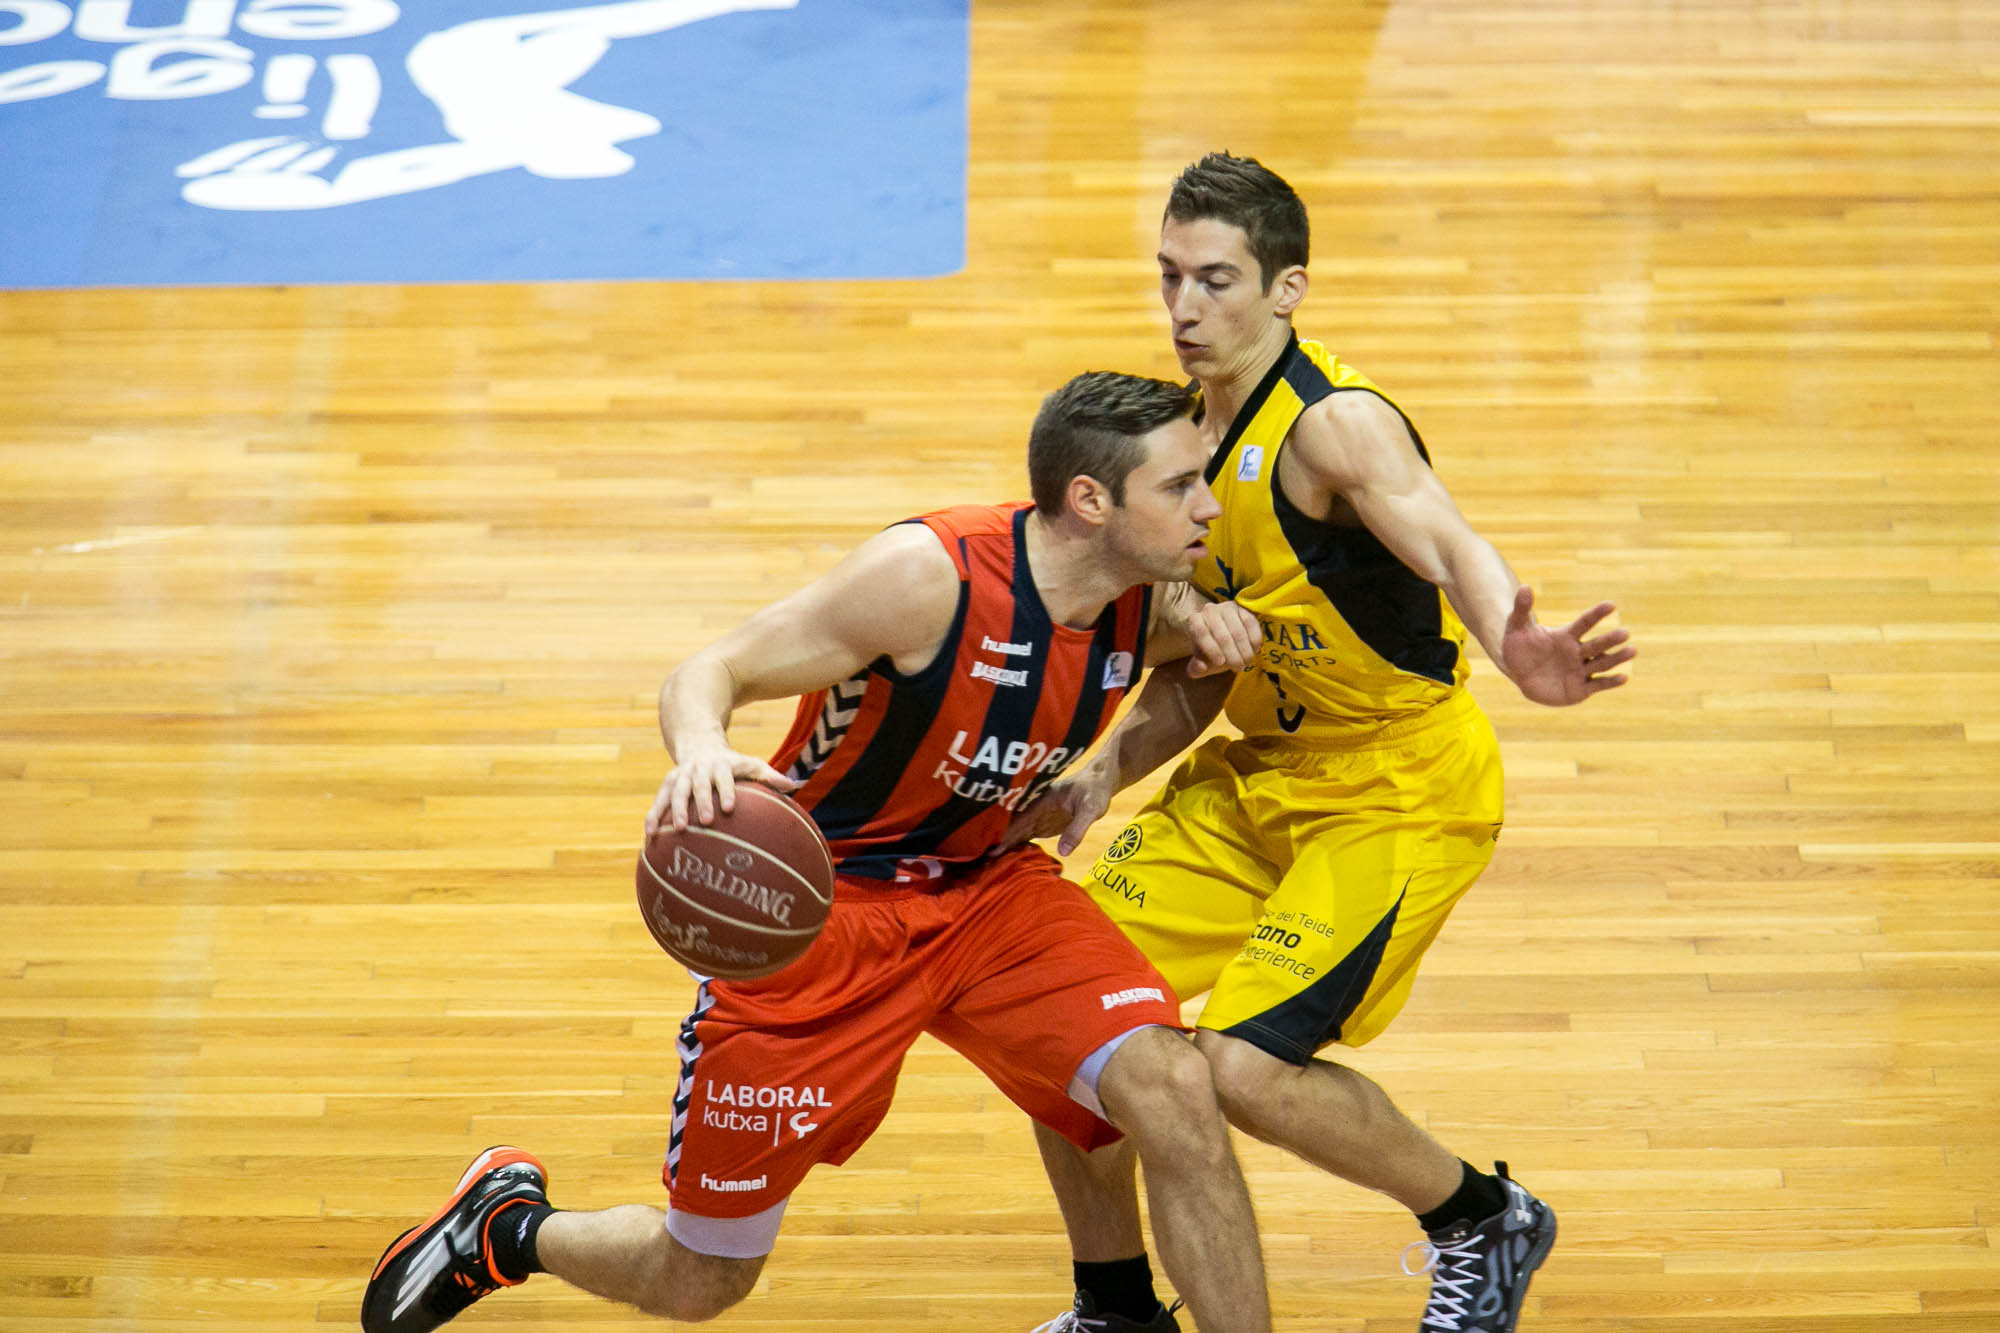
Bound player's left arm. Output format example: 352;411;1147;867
996;587;1249;856
1289;394;1636;706
1000;658;1232;856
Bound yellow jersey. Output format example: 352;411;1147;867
1193;335;1470;742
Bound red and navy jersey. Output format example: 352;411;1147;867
772;503;1151;884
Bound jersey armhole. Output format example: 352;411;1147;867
901;515;973;578
1273;385;1434;535
870;528;971;689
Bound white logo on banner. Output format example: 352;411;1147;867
0;0;798;210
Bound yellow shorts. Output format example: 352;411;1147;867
1084;690;1502;1064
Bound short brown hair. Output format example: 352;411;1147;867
1165;152;1309;291
1028;372;1195;515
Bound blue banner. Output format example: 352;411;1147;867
0;1;967;286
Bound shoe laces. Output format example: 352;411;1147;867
1403;1229;1486;1331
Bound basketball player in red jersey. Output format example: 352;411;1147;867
361;372;1272;1333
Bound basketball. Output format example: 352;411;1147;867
635;783;835;980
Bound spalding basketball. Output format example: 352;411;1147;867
635;783;835;980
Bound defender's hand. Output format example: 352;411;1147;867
1499;586;1635;707
1000;763;1117;857
1184;600;1262;678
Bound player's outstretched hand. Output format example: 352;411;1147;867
1500;586;1636;707
646;742;799;834
1000;762;1117;857
1184;599;1263;678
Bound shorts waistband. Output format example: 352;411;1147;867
831;844;1058;901
1253;688;1484;754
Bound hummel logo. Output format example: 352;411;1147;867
981;635;1032;656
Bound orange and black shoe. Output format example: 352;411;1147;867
360;1146;548;1333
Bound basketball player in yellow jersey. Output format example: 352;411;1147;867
1016;154;1636;1333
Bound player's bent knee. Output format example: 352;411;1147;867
1098;1026;1223;1142
1195;1030;1305;1126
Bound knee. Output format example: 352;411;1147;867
1196;1031;1301;1130
1099;1027;1225;1144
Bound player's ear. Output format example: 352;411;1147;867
1271;264;1307;316
1066;473;1115;526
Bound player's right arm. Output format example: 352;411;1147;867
1287;393;1634;706
649;524;961;832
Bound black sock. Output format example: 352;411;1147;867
1075;1254;1161;1323
1415;1161;1509;1235
490;1201;555;1282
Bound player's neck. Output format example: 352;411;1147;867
1021;509;1124;630
1197;320;1295;438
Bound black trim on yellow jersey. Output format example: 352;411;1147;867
1203;332;1435;475
1222;337;1458;686
1201;336;1300;484
1272;475;1456;685
1268;369;1457;684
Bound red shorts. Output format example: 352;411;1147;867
663;845;1183;1220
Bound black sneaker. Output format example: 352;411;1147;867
1031;1292;1184;1332
1406;1163;1556;1332
360;1146;548;1333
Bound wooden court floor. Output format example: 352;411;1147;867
2;1;1996;1329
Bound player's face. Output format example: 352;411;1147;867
1107;416;1223;580
1159;216;1289;381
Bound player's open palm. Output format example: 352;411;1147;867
1502;586;1635;706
